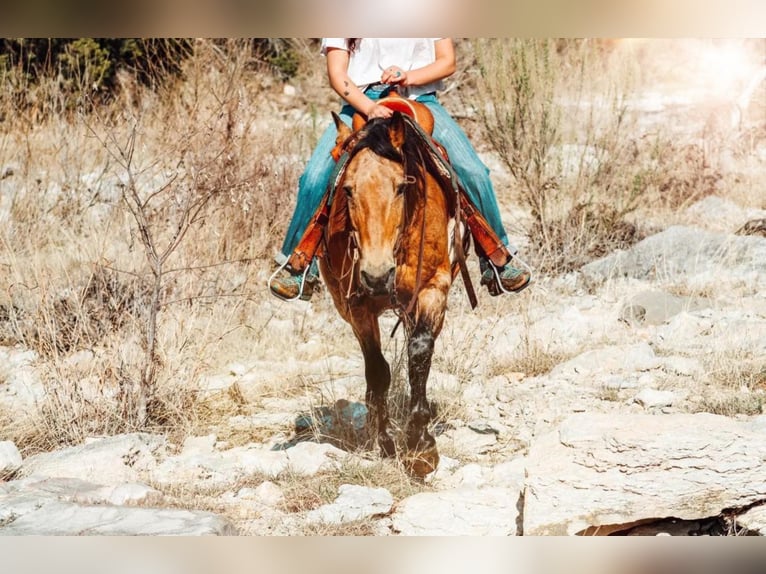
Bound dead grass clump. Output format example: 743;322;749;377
508;343;571;378
706;354;766;391
530;202;644;273
4;374;208;456
278;472;341;514
649;139;722;210
299;519;381;536
690;352;766;416
5;266;151;357
277;456;424;517
693;394;765;417
145;480;240;520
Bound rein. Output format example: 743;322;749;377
397;115;478;311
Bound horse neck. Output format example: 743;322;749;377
395;170;449;267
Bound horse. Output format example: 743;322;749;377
318;104;467;477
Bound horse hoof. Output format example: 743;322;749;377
404;447;439;478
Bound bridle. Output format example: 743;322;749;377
326;114;476;334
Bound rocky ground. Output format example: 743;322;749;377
2;190;765;535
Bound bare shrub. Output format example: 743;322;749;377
81;38;309;422
471;39;664;273
4;266;149;356
0;38;314;449
647;138;722;210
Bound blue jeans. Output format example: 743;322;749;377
279;86;513;267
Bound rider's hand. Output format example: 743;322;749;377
381;65;408;86
366;102;393;120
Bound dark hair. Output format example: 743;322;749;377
347;38;361;52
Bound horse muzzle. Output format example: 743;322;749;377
359;266;396;296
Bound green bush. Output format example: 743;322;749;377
0;38;196;116
0;38;314;119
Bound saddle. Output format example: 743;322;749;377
330;92;434;162
352;93;435;134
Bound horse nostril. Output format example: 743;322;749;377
361;267;396;294
384;267;395;288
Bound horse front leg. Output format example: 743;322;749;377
350;308;396;458
404;289;447;478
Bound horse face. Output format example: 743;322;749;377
343;151;406;296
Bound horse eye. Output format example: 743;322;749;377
396;183;407;195
343;185;353;198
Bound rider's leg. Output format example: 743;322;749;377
422;96;530;295
271;103;360;301
272;88;395;302
279;111;353;262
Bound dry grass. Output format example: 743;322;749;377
0;39;317;452
140;454;423;535
690;350;766;416
509;343;572;378
468;39;762;274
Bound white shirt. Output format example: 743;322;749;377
321;38;445;100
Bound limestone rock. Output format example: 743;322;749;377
306;484;393;524
734;505;766;535
581;226;766;284
633;388;678;409
21;433;165;483
0;501;235;535
524;413;766;535
619;290;709;326
392;487;520;535
550;342;660;380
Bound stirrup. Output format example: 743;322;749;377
486;255;533;295
268;259;315;302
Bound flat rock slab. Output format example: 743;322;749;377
734;504;766;535
150;440;349;490
1;476;162;508
306;484;393;524
21;433;165;483
620;290;710;325
391;487;520;536
581;225;766;283
0;500;235;535
524;413;766;535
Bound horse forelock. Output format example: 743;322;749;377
352;117;435;193
349;118;403;165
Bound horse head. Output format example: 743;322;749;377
333;111;414;297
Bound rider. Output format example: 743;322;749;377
270;38;531;301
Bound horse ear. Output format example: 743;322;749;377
389;111;406;150
332;112;352;145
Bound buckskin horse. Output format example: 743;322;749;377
318;98;473;477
